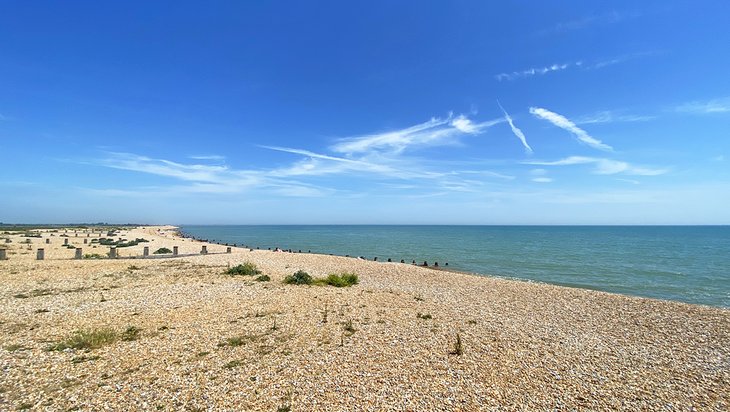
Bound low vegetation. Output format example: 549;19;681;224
284;271;359;287
255;274;270;282
83;253;105;259
225;262;261;276
283;270;312;285
47;328;118;351
121;326;142;341
99;238;149;248
313;272;359;287
153;247;173;254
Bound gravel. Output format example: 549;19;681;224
0;226;728;411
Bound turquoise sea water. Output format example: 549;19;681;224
180;225;729;308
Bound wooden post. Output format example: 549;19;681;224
0;249;6;260
45;238;50;244
109;247;117;259
143;246;149;257
36;249;45;260
64;238;68;245
201;245;208;254
226;247;232;253
75;248;82;259
173;246;179;256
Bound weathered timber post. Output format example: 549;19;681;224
143;246;149;257
46;238;50;244
173;246;179;256
36;249;45;260
109;247;117;259
0;249;7;260
226;247;231;253
201;245;208;254
75;248;82;259
64;238;69;245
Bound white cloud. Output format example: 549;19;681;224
495;63;574;81
529;107;613;151
525;156;667;176
189;155;226;161
540;11;640;35
676;97;730;114
330;114;504;155
532;177;553;183
497;102;533;154
575;110;655;124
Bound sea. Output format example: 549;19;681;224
180;225;729;308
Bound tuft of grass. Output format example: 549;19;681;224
221;334;259;347
121;326;142;341
47;328;118;351
153;247;172;254
223;360;243;369
4;344;24;352
416;313;433;320
83;253;105;259
225;262;261;276
71;355;101;364
414;294;424;302
342;319;356;335
283;270;312;285
128;265;141;271
467;319;477;325
196;351;210;357
314;272;359;287
255;274;270;282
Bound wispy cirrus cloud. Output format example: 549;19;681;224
189;155;226;161
529;107;613;151
497;102;532;154
676;97;730;114
495;62;578;81
330;114;504;155
525;156;667;176
575;110;655;125
539;10;641;35
92;112;521;198
495;52;656;81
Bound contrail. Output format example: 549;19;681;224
497;101;533;154
529;107;613;151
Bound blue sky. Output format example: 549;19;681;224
2;1;729;224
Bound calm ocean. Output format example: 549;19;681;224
180;225;729;308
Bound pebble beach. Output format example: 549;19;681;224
1;226;728;411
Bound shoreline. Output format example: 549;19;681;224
1;225;728;410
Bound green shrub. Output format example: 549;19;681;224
225;262;261;276
153;247;172;254
255;274;270;282
83;253;105;259
316;273;359;287
284;270;312;285
47;328;118;351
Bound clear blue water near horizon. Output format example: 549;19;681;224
180;225;729;308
